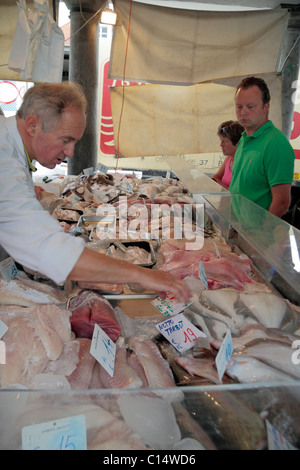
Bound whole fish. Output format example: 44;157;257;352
226;356;295;383
184;390;267;450
242;342;300;379
211;324;292;353
172;402;217;450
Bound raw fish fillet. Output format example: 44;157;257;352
0;276;66;307
0;316;48;387
127;336;177;391
174;355;221;384
99;337;143;389
239;292;287;328
118;394;181;450
88;418;147;450
45;340;80;377
226;356;295;383
69;290;121;340
127;351;149;388
31;304;72;360
67;338;96;389
162;255;253;290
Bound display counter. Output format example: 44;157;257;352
1;381;299;450
203;193;300;305
0;168;299;451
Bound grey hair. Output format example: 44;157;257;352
17;82;87;132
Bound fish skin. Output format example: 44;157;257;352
172;402;217;450
185;390;267;450
210;324;292;352
241;342;300;379
174;355;221;385
226;356;295;383
239;292;287;328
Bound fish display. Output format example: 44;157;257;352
1;170;300;450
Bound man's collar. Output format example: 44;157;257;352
245;120;273;139
23;145;37;172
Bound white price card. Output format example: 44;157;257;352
0;319;8;339
266;420;297;450
0;257;18;281
151;293;192;317
215;329;233;381
22;415;87;450
155;313;206;353
0;340;5;364
198;261;208;289
90;323;116;377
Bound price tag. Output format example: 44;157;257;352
155;313;206;353
0;340;5;364
22;415;87;450
0;319;8;339
215;329;233;380
151;293;192;317
266;420;297;450
198;261;208;289
0;257;18;281
90;323;116;377
83;167;94;176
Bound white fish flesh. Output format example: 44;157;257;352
239;292;287;328
31;304;72;360
0;276;66;307
242;342;300;379
226;356;295;383
99;337;143;389
67;338;96;389
211;324;292;352
191;295;238;334
174;355;221;384
88;418;148;450
127;336;177;390
203;289;245;329
118;393;181;450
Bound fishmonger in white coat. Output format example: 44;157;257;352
0;82;191;302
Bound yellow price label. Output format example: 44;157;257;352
293;173;300;180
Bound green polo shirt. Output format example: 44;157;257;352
229;121;295;211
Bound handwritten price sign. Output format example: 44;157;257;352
90;323;116;377
22;415;87;450
151;293;192;317
155;313;206;353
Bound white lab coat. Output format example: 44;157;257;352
0;116;85;285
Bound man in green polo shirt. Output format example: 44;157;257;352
229;76;295;218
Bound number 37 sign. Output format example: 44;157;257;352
155;313;206;353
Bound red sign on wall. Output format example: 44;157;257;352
291;111;300;160
100;60;143;156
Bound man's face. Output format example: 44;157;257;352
30;106;86;169
235;85;269;136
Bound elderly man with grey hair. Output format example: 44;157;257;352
0;81;191;302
